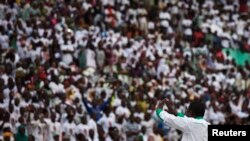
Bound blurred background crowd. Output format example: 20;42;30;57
0;0;250;141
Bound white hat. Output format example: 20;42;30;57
83;67;95;76
232;34;238;40
161;20;169;28
148;22;155;29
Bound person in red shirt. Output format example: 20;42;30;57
239;0;248;13
193;28;204;47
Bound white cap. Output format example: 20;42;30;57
148;22;155;29
161;20;169;28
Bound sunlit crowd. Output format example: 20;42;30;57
0;0;250;141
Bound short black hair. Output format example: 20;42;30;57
188;100;206;117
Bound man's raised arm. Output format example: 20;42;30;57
155;98;190;133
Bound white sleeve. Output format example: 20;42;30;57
158;110;191;133
76;126;80;134
62;124;68;133
237;95;244;110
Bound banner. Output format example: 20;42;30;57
223;48;250;66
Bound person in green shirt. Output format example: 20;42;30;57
14;125;28;141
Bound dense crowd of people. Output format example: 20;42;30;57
0;0;250;141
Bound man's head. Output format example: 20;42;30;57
18;125;26;135
186;100;206;118
80;116;87;124
28;135;35;141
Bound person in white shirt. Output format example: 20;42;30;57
48;113;61;141
62;116;77;141
155;98;210;141
76;116;89;137
97;106;115;134
86;47;97;69
29;113;44;141
87;115;99;140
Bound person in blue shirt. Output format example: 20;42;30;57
83;96;112;121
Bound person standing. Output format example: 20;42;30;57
155;99;210;141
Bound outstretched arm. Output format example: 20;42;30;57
155;98;190;133
99;97;111;111
155;98;177;115
164;98;178;116
83;97;93;114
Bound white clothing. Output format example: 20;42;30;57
158;110;209;141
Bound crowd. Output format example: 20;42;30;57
0;0;250;141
